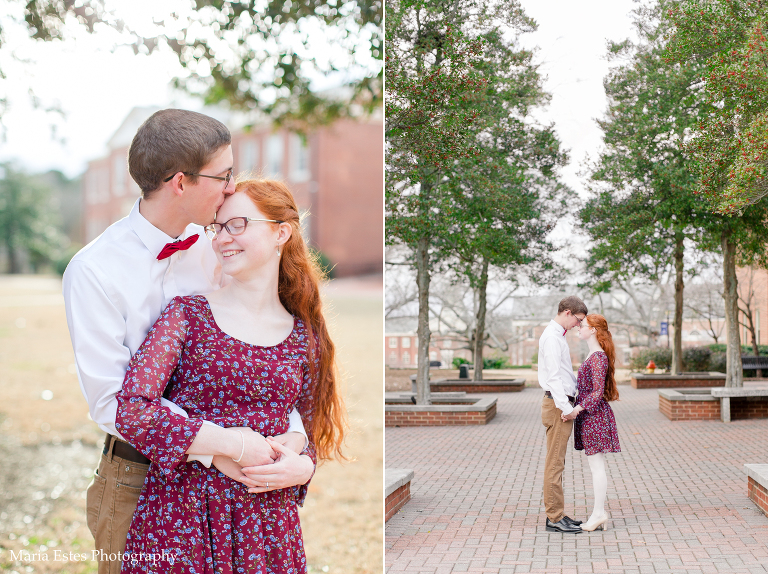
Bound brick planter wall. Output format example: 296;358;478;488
385;402;497;426
429;381;524;393
385;483;410;521
731;397;768;420
385;469;414;522
745;465;768;517
410;377;526;394
633;374;726;389
659;395;721;421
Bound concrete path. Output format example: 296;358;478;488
386;384;768;573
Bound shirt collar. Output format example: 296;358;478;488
128;198;196;258
548;319;567;337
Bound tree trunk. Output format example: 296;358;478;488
672;231;684;375
722;230;743;388
7;242;20;274
472;259;489;382
750;320;762;378
415;234;432;404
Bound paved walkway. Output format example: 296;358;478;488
386;385;768;573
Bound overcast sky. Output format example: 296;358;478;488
0;0;638;189
0;0;378;178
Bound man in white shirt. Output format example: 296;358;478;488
538;295;588;534
63;109;306;574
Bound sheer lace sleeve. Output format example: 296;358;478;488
581;352;608;414
115;296;204;476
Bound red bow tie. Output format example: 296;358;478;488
157;234;199;260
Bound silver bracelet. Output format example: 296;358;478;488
232;429;245;463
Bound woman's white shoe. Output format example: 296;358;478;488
580;513;609;532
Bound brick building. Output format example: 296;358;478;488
83;106;383;277
386;333;456;369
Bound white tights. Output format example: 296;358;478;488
587;452;607;520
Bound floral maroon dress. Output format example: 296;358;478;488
573;351;621;456
115;295;317;574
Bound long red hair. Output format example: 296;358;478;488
236;178;346;461
586;314;619;402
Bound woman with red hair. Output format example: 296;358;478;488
564;313;621;533
115;179;345;573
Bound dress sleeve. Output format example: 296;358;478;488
290;338;320;507
115;297;204;477
580;353;608;414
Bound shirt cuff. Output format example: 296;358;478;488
185;420;217;467
287;408;309;449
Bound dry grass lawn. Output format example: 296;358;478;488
0;275;382;573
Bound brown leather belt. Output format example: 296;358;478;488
103;434;150;465
544;391;576;404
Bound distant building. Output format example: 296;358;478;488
83;106;383;277
386;332;455;369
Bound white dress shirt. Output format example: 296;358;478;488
63;199;305;466
537;319;577;415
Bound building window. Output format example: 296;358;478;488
401;337;410;348
389;351;397;364
758;309;761;344
430;351;437;361
443;339;452;349
239;139;259;174
86;171;98;204
402;351;410;366
266;134;283;176
289;133;310;182
112;156;126;196
389;337;398;349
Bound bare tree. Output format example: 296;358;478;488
737;265;763;377
685;281;726;344
595;278;673;350
428;273;524;369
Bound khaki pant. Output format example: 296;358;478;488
85;439;149;574
541;397;574;522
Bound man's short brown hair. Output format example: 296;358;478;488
558;295;588;316
128;109;231;199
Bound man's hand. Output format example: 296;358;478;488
232;427;278;467
211;455;249;483
269;431;306;454
240;438;314;493
561;406;583;422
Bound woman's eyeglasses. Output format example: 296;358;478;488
204;217;283;240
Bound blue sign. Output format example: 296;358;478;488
660;322;668;335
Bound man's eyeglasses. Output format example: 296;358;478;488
204;217;283;240
164;169;233;189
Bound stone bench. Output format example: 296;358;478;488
741;355;768;370
711;387;768;422
744;464;768;516
385;468;414;521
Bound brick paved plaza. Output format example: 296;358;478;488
386;384;768;573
